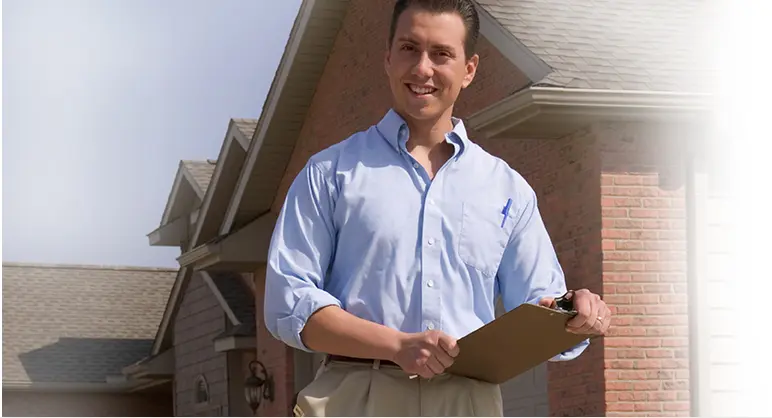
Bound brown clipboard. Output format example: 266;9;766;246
445;303;587;384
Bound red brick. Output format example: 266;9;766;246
607;403;636;412
635;402;663;412
630;209;659;218
613;175;643;185
664;402;691;411
633;381;662;391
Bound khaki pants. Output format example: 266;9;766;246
293;358;503;417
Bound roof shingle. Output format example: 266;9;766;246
2;263;176;385
182;160;216;195
477;0;712;92
232;118;258;141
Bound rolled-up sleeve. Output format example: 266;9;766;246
264;161;342;352
496;188;589;361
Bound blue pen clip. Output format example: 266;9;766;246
501;198;512;228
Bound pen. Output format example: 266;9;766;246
501;198;512;228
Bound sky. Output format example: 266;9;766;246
3;0;302;268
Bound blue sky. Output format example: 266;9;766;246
3;0;302;268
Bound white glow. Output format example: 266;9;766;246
715;0;772;416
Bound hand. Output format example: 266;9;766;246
539;289;611;336
392;330;460;379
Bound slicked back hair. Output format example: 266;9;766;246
388;0;480;59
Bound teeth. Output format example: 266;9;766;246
409;85;436;95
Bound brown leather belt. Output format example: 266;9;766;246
326;355;399;368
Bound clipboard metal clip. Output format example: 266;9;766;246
553;291;577;315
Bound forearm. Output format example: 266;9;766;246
301;305;404;361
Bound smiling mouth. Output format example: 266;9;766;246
406;83;438;96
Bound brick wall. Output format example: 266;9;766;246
482;128;605;416
173;272;229;416
2;390;171;416
598;122;690;417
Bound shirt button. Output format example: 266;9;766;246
413;162;420;169
427;238;434;246
427;280;434;288
427;323;435;330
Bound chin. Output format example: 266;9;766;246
400;101;446;121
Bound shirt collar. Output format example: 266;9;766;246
375;108;470;157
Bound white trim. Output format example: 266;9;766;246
468;86;713;138
474;2;552;83
190;134;238;247
159;163;204;228
686;154;712;416
151;267;189;355
213;336;256;352
2;380;141;393
148;209;199;246
232;126;250;150
182;166;206;200
201;271;241;326
220;0;318;236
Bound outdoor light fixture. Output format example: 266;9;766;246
244;360;274;414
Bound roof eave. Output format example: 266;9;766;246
221;0;350;235
468;86;714;140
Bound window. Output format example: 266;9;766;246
194;374;210;405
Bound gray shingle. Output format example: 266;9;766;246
477;0;712;92
232;118;258;141
2;263;176;385
182;160;216;194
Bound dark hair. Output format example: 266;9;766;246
388;0;480;59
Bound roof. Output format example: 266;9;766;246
476;0;711;92
182;160;216;195
232;118;258;141
2;263;176;386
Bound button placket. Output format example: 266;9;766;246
420;188;442;334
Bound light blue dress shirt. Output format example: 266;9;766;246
264;109;588;361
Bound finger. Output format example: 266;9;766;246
438;334;460;357
538;297;555;308
432;345;455;368
566;291;593;331
426;355;445;375
418;364;435;379
576;295;600;333
598;305;612;334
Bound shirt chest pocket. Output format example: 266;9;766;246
457;201;515;277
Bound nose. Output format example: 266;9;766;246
411;51;434;78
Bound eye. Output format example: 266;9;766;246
400;44;415;51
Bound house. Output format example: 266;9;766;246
127;140;264;417
146;0;727;416
1;263;176;416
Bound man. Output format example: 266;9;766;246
264;0;611;416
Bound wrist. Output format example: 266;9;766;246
386;330;409;362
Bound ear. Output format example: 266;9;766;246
384;49;392;76
461;53;479;89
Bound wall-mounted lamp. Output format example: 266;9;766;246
244;360;274;414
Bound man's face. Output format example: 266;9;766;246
385;8;478;123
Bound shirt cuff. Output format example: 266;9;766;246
275;289;342;352
548;338;590;362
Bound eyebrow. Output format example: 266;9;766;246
395;35;457;52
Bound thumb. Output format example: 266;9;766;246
538;297;555;308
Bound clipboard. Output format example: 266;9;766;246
445;303;588;384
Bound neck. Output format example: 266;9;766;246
399;107;455;149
